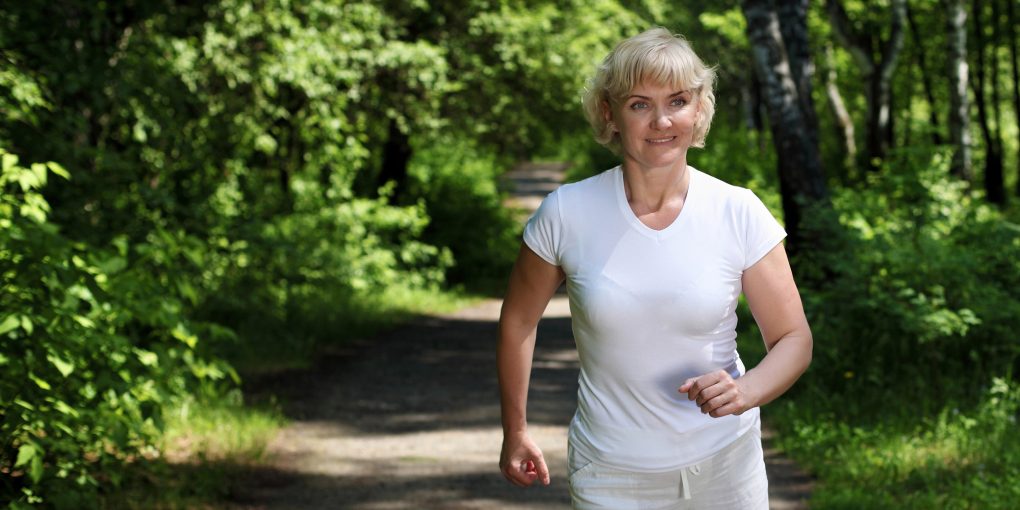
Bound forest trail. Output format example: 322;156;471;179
228;162;812;509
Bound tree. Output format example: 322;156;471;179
944;0;973;181
905;1;942;146
741;0;829;254
823;42;856;172
1009;0;1020;198
826;0;907;170
971;0;1006;204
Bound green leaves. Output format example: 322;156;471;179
47;353;75;377
0;315;20;335
797;147;1020;407
1;145;232;505
15;442;44;484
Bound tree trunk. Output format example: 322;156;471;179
744;69;768;152
742;0;829;255
740;80;759;153
987;0;1006;204
824;43;856;175
971;0;1005;204
775;0;819;148
379;118;412;204
944;0;973;181
827;0;907;170
1008;0;1020;198
905;1;942;145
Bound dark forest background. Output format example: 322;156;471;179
2;1;1019;507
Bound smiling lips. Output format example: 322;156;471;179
646;136;677;144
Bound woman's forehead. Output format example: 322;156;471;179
633;78;694;92
618;77;696;99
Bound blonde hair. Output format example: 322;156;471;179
582;27;716;153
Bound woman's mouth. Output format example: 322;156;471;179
646;136;676;144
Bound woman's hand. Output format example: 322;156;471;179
679;370;759;418
499;431;550;487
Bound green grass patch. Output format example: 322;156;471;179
767;378;1020;509
95;391;285;509
158;392;285;465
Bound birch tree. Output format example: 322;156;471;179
741;0;829;253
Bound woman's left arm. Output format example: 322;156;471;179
680;242;813;417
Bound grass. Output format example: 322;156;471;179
158;391;285;465
765;378;1020;509
97;392;285;509
734;298;1020;509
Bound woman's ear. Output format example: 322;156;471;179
602;100;614;130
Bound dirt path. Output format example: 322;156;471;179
229;162;812;509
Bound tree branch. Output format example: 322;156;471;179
825;0;875;75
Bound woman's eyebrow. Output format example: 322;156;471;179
626;90;691;101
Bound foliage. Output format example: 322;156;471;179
406;135;520;288
1;1;644;503
2;0;1019;507
770;377;1020;509
764;147;1020;507
0;150;235;507
795;148;1020;411
199;191;454;373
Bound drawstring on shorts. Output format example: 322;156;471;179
678;463;701;500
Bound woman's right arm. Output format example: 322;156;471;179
498;243;565;487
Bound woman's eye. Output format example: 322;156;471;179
671;98;687;107
629;102;648;110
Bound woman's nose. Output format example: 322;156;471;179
652;110;672;130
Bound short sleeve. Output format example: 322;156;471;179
741;189;787;270
522;189;563;266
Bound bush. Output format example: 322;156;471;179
796;148;1020;413
771;377;1020;509
198;185;453;372
406;136;520;291
1;150;234;507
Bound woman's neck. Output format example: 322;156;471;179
621;160;691;214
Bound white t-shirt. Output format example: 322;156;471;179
523;165;787;472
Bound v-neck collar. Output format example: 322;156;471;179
613;165;697;242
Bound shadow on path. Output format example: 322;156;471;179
230;299;578;509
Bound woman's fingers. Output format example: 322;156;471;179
536;457;551;485
500;438;550;487
679;370;749;417
502;457;533;486
680;370;729;401
708;401;744;418
505;457;549;486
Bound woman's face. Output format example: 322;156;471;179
607;81;699;172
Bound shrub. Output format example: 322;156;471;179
1;150;234;507
797;147;1020;415
406;136;520;290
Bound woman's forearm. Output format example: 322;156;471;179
498;318;539;436
739;327;813;408
497;244;565;436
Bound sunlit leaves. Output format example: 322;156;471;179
1;149;233;503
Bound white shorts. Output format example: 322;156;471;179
567;428;769;510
